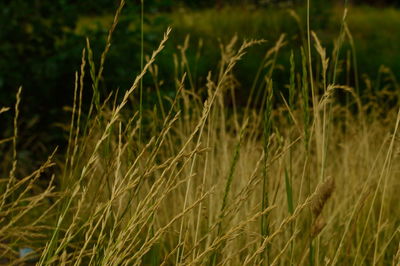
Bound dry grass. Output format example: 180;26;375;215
1;1;399;265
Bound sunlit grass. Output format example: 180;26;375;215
1;1;400;265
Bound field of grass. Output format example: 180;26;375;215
1;1;400;265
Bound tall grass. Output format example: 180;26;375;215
1;1;400;265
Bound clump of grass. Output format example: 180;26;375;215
1;1;400;265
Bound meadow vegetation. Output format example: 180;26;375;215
1;0;399;265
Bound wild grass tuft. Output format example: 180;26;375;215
1;2;400;265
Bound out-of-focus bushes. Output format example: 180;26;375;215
0;0;163;171
352;0;399;7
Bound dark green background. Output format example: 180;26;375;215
1;0;399;172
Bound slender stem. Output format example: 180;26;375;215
306;1;315;265
139;0;144;145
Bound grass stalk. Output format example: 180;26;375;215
260;80;273;264
139;0;144;146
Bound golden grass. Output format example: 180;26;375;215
1;2;399;265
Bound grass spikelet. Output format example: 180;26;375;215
310;215;326;239
311;176;335;217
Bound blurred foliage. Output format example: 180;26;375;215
0;0;165;173
0;0;81;171
0;0;77;104
352;0;399;6
167;5;400;93
0;0;398;110
0;0;399;174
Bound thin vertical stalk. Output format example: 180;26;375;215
139;0;144;145
0;87;21;214
306;0;315;265
286;51;295;264
261;80;273;264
